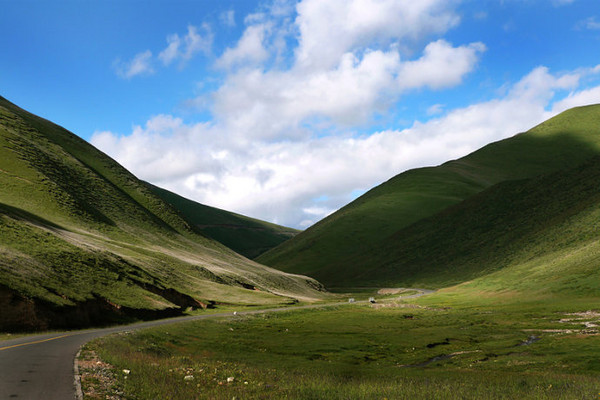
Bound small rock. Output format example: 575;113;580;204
122;369;131;375
184;375;195;381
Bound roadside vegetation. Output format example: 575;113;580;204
83;292;600;399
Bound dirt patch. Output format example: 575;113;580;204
78;348;123;399
377;288;406;295
371;302;448;311
557;310;600;333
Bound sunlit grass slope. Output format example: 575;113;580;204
258;105;600;286
0;96;325;330
146;183;299;259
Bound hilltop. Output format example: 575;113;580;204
0;96;325;331
258;105;600;289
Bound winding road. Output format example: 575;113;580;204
0;289;432;399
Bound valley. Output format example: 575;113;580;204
3;98;600;399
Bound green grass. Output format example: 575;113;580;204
0;96;326;331
84;297;600;399
258;105;600;287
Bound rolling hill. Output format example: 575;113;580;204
328;155;600;293
257;105;600;289
146;183;300;259
0;96;325;331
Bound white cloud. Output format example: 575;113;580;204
159;24;212;66
113;50;154;79
294;0;460;71
208;0;484;141
215;24;271;69
398;40;485;90
101;1;600;228
427;103;445;115
551;86;600;113
212;41;484;138
93;66;600;227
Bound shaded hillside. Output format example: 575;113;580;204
0;96;325;331
258;105;600;285
146;183;299;259
324;156;600;293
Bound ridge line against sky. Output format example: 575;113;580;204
2;0;600;228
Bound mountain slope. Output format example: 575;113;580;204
257;105;600;285
0;96;325;331
146;183;299;259
328;155;600;292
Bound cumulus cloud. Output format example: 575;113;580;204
113;25;211;79
93;66;599;227
159;24;213;66
101;1;600;228
211;39;484;139
215;24;271;69
398;40;485;90
113;50;154;79
294;0;460;71
207;0;484;141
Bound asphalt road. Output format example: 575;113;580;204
0;289;433;399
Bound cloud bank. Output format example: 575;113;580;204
99;0;600;228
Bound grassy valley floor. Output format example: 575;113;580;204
81;293;600;399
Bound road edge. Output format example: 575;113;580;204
74;348;83;400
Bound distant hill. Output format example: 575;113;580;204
257;105;600;288
146;183;299;259
0;96;325;331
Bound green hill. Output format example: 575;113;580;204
330;155;600;292
0;96;325;331
257;105;600;287
146;183;299;259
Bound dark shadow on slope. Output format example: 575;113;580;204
0;202;68;231
0;283;184;332
346;154;600;288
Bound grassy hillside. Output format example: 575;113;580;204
146;183;299;259
319;156;600;293
0;96;325;331
258;105;600;285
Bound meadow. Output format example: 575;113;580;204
81;291;600;399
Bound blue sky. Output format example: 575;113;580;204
2;0;600;228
